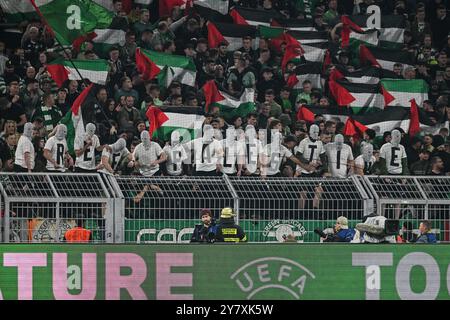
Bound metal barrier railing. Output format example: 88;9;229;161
0;173;116;243
0;174;448;243
363;176;450;242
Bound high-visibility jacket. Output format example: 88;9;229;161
215;219;247;243
65;227;91;243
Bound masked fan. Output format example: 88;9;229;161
133;130;167;177
74;123;107;173
325;134;354;178
99;138;133;175
379;129;409;175
294;124;327;177
14;122;35;172
44;124;73;172
355;143;376;176
162;131;189;176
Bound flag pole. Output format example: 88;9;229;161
31;0;112;128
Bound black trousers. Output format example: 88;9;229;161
14;164;29;172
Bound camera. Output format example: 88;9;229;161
314;227;336;242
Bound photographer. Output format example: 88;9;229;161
190;209;217;243
315;216;356;243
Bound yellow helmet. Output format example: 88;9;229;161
221;207;235;218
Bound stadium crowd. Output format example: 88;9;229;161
0;0;449;177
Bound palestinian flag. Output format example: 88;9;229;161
207;22;257;50
328;79;394;112
0;1;39;23
287;62;322;90
146;106;205;141
193;0;230;23
381;79;429;108
341;16;379;48
46;58;109;87
348;15;406;49
59;83;93;156
136;48;197;88
287;30;328;62
202;80;255;120
229;6;282;26
359;45;414;71
330;66;398;84
31;0;115;46
90;17;128;58
304;105;444;137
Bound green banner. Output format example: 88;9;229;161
125;219;448;243
0;244;449;300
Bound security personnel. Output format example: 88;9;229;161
215;208;247;243
64;220;92;243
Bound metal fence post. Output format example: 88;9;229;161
222;175;240;224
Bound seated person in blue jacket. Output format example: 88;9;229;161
415;220;437;244
335;216;356;242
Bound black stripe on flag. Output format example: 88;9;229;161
335;79;383;94
366;46;414;66
288;30;328;42
233;6;283;24
294;62;322;75
213;22;258;38
160;106;206;115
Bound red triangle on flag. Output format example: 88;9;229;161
72;83;93;116
230;9;249;25
359;45;381;67
341;16;364;48
146;106;169;137
296;105;315;123
328;80;356;106
46;64;70;88
202;80;226;112
135;48;161;81
207;22;227;48
329;68;344;82
281;43;304;72
381;84;395;107
409;98;420;138
286;74;299;88
343;117;367;140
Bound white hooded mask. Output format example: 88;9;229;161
171;131;181;146
23;122;33;140
391;129;402;147
86;123;96;138
56;124;67;141
111;138;126;153
309;124;320;141
141;131;151;150
203;125;214;143
226;128;236;143
245;125;256;143
362;143;374;162
334;134;344;151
